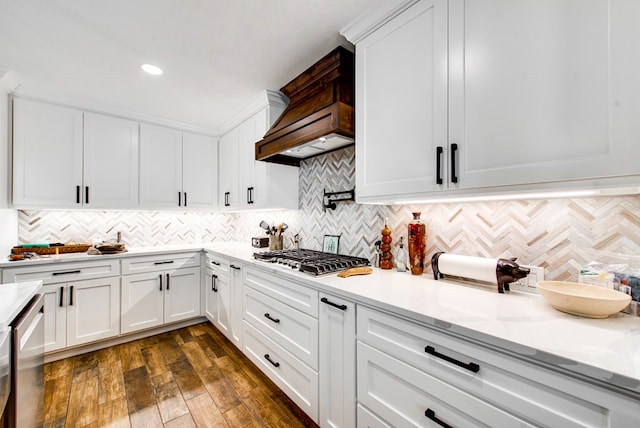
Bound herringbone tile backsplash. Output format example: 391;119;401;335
19;145;640;281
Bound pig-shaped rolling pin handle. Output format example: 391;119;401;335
431;252;530;293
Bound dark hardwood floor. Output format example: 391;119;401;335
42;322;318;427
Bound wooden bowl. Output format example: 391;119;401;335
536;281;631;318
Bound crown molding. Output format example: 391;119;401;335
340;0;420;44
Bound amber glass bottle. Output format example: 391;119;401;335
408;212;426;275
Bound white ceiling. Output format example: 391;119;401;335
0;0;381;133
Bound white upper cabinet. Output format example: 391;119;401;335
140;123;217;209
83;113;139;208
344;0;640;203
13;98;139;208
218;91;299;211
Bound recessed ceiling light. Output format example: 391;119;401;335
141;64;163;75
318;137;327;143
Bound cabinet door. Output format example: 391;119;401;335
12;98;83;207
319;293;356;428
449;0;640;189
164;267;201;324
355;0;448;201
203;269;218;324
42;285;67;352
83;113;139;208
215;271;232;340
229;265;243;348
218;128;239;208
139;123;183;208
66;277;120;347
237;109;266;207
121;272;165;334
182;132;218;209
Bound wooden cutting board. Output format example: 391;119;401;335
337;267;373;278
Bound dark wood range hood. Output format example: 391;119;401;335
255;46;355;166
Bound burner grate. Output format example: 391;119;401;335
253;249;370;275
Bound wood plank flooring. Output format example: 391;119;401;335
42;322;318;428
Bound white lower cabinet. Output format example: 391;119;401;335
242;265;319;423
318;293;355;428
121;266;200;334
3;260;121;353
203;254;233;341
356;305;640;427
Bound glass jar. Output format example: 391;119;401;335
408;212;426;275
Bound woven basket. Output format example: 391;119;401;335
12;244;91;255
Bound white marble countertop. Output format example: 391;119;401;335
3;243;640;395
0;281;43;329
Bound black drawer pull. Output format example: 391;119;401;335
224;192;230;207
85;186;90;204
159;274;163;291
264;313;280;324
264;354;280;368
321;297;347;311
52;270;81;276
425;409;452;428
178;191;182;207
211;260;220;266
166;273;170;290
230;264;241;270
184;192;187;207
212;274;218;292
59;286;64;307
154;260;175;265
425;345;479;373
436;146;443;185
76;185;81;204
69;285;74;306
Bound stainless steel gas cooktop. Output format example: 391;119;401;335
253;249;370;275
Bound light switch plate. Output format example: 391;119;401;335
510;265;545;293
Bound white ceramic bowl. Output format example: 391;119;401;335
536;281;631;319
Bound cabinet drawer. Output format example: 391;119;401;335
243;321;318;422
358;341;533;428
358;305;639;428
121;252;200;275
244;286;318;369
357;404;391;428
3;259;120;284
203;253;230;277
243;266;318;317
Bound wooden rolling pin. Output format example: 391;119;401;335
337;267;373;278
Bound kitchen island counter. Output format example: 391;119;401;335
0;281;43;329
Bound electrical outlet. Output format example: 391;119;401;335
510;265;545;293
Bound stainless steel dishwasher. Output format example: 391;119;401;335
7;294;44;428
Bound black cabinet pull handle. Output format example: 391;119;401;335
436;146;443;185
69;285;74;306
212;274;218;292
59;286;64;307
224;192;230;207
184;192;187;207
264;313;280;324
321;297;347;311
264;354;280;368
425;345;479;373
247;187;254;204
154;260;175;265
211;260;220;266
230;264;241;270
52;270;81;276
425;409;452;428
159;274;163;291
76;185;81;204
178;191;182;207
166;273;170;290
450;143;458;184
85;186;89;204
